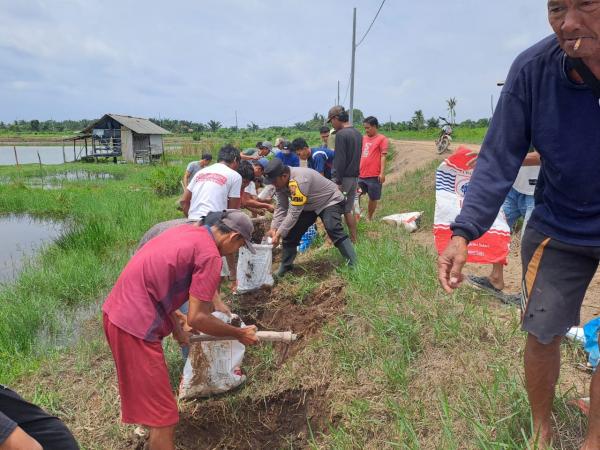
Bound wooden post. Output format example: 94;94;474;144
37;151;42;168
13;146;19;167
62;142;66;163
73;141;76;161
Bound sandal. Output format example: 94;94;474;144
467;275;521;307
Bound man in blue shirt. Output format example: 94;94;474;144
290;138;335;179
274;140;300;167
438;4;600;448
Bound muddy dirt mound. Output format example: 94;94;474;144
174;386;332;449
235;277;344;337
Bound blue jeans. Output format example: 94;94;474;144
502;187;535;239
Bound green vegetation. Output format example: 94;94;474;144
0;162;185;383
1;146;586;448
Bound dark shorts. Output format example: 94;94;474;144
340;177;358;214
282;202;348;248
521;227;600;344
358;177;383;201
0;386;79;449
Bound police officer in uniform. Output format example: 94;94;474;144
264;159;357;276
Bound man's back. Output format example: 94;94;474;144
333;127;362;182
187;163;242;220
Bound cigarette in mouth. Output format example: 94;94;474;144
574;38;582;51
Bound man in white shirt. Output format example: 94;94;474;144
181;145;242;219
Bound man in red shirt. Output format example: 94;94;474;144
102;210;258;450
359;116;388;221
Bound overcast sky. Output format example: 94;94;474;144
0;0;552;127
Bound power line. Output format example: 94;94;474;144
355;0;387;48
341;73;351;105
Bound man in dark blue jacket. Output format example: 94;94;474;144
438;3;600;448
290;138;335;179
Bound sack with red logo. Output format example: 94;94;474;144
433;146;511;264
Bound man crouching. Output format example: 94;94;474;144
102;210;258;450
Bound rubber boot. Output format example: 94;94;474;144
275;246;297;278
336;238;357;267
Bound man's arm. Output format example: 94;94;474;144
276;204;305;239
450;92;531;242
270;190;289;231
333;133;347;183
183;171;191;188
187;296;257;345
180;189;192;217
379;141;388;183
228;197;241;209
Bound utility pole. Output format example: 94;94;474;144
389;114;392;132
235;110;238;129
337;80;340;105
349;7;357;124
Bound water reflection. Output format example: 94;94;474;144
0;214;66;282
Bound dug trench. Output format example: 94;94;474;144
14;214;348;449
169;255;345;450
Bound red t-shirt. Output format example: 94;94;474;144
360;134;389;178
102;225;221;342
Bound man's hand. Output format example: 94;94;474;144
172;327;192;348
236;325;259;345
378;174;386;184
437;236;469;293
267;228;280;245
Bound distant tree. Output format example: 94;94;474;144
29;119;40;131
351;108;364;124
475;118;490;127
229;126;239;132
247;122;259;131
410;110;425;130
207;120;222;132
426;117;440;129
447;97;457;125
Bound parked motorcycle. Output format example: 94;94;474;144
435;117;453;154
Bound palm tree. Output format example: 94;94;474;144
207;120;222;132
446;98;457;125
247;122;259;131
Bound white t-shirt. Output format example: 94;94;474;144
244;181;257;196
512;166;540;196
187;163;242;220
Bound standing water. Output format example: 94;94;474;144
0;146;76;165
0;214;66;282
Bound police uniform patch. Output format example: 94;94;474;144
288;180;307;206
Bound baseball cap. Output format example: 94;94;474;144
326;105;345;123
263;158;285;184
274;137;284;147
252;157;269;170
260;141;273;151
202;210;255;254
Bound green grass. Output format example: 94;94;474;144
388;126;488;144
0;161;185;383
1;151;587;448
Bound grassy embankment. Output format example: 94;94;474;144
0;159;187;383
1;142;588;448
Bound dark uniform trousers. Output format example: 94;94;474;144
282;201;348;249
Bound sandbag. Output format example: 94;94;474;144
433;146;511;264
382;212;423;232
236;243;274;293
179;312;246;399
